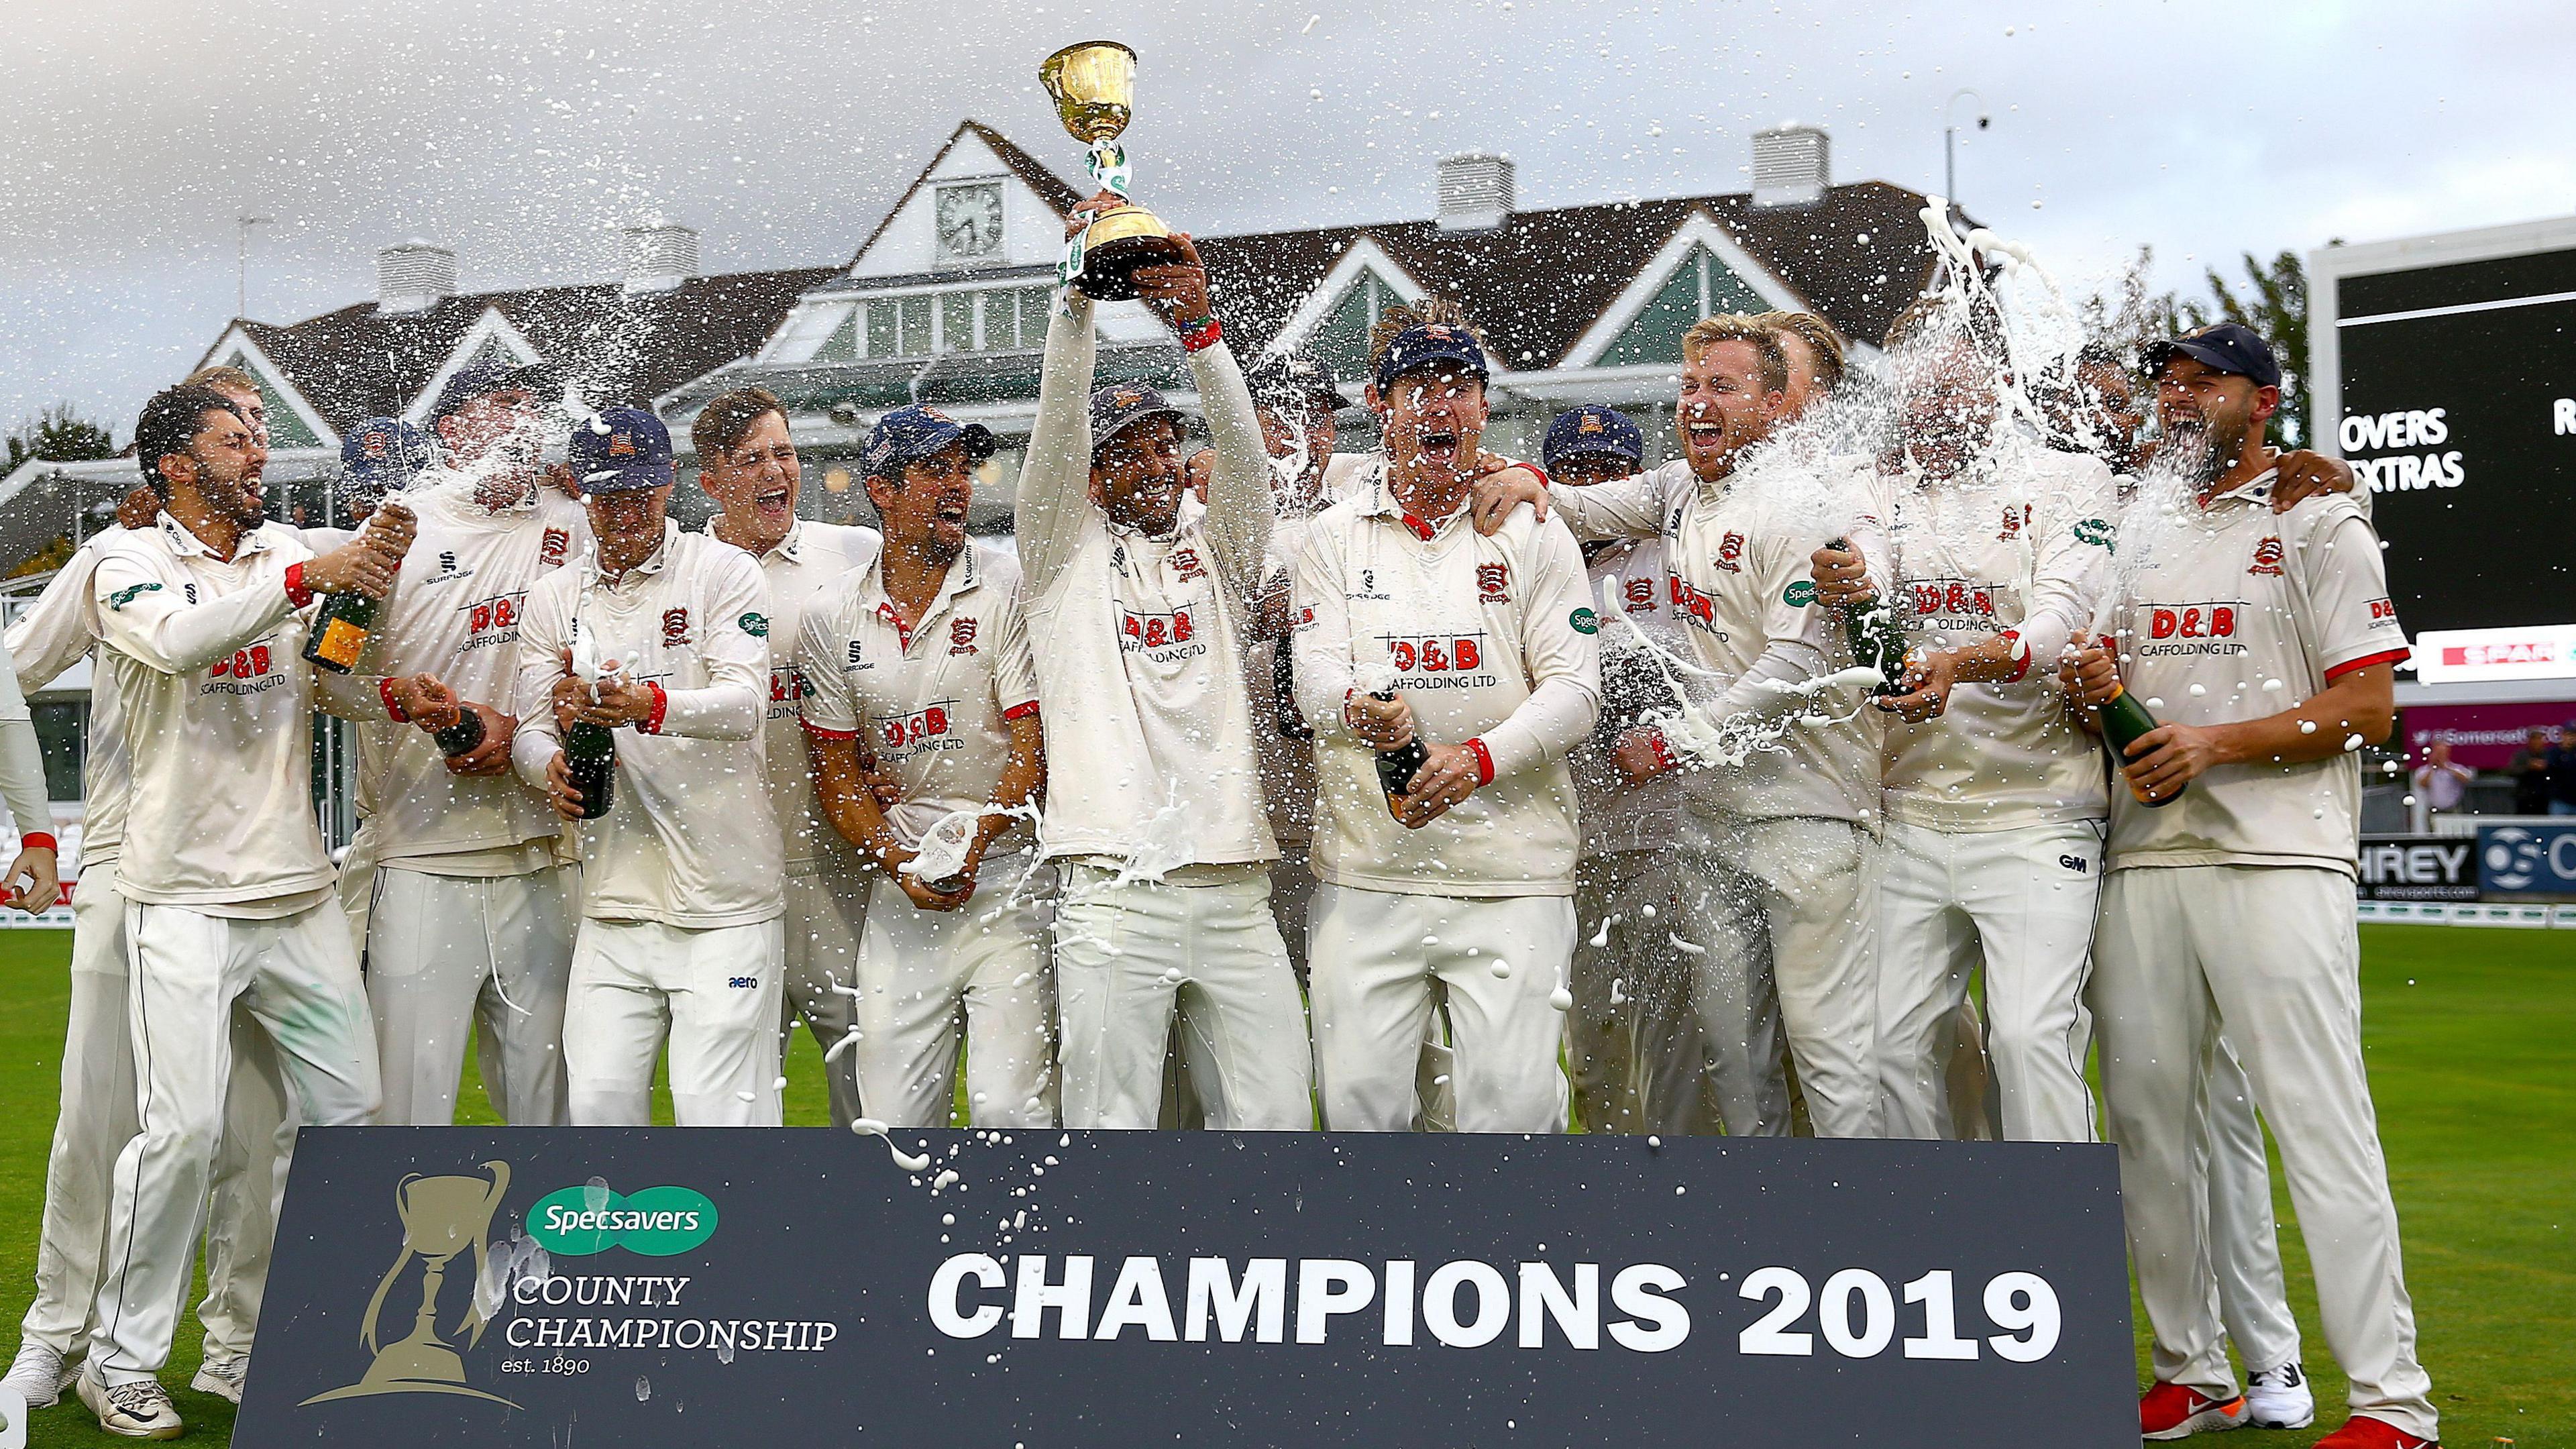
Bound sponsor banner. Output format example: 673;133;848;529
238;1130;2134;1448
2357;834;2479;901
2477;822;2576;898
2401;700;2573;771
2410;624;2576;686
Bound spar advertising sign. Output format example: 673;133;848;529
235;1130;2136;1448
2311;219;2576;636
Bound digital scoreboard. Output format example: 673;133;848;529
2312;219;2576;637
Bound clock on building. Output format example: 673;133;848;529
935;182;1004;266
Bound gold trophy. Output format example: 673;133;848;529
1039;40;1185;300
303;1162;519;1407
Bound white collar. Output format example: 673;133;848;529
586;517;678;583
155;511;274;561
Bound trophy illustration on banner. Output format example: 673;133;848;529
303;1162;519;1407
1040;40;1187;299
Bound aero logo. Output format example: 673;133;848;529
526;1183;719;1257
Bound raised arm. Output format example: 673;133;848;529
6;541;110;691
644;554;767;740
1478;519;1603;779
91;550;301;677
1014;291;1101;598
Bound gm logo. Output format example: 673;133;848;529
2057;855;2089;875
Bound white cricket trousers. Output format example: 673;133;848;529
1707;816;1882;1138
1568;848;1787;1136
782;852;869;1128
2201;1034;2303;1377
20;871;289;1364
1053;864;1312;1130
365;863;575;1125
849;853;1056;1129
1309;885;1574;1134
2094;865;2434;1439
89;900;380;1386
563;916;788;1127
1877;818;2102;1142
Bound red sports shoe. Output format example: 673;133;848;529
2310;1415;2438;1449
2140;1381;2248;1439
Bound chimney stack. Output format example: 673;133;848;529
622;223;700;294
1751;125;1830;208
1436;153;1515;232
376;241;458;313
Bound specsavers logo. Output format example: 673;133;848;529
527;1183;720;1257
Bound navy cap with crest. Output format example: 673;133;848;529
1542;405;1644;473
568;407;674;494
429;361;559;424
1088;383;1183;453
2143;323;2282;390
863;404;998;480
338;417;436;498
1372;321;1489;394
1245;351;1352;413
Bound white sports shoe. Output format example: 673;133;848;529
76;1366;183;1440
2245;1361;2316;1431
2;1342;74;1410
190;1355;248;1404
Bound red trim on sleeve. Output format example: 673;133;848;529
1520;462;1553;488
2323;647;2410;683
378;677;409;722
283;562;314;609
1001;701;1040;722
19;833;56;853
1399;512;1436;541
1999;630;2033;683
1465;737;1495;786
1646;729;1679;773
1177;317;1223;354
800;719;859;741
1341;688;1361;730
642;681;669;735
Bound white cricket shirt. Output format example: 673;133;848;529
1291;462;1601;898
796;540;1038;851
2102;470;2410;876
512;520;784;926
1575;533;1693;855
7;531;131;870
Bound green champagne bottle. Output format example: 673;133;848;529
303;590;378;674
564;721;616;820
2096;682;2185;808
1829;537;1911;696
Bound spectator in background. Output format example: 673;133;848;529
2506;728;2555;816
2550;724;2576;817
2407;741;2474;833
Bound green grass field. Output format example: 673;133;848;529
0;924;2567;1446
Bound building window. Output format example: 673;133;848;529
899;296;933;356
934;182;1005;268
940;292;976;353
1599;245;1771;368
1307;269;1405;386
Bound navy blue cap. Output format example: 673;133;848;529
568;407;674;494
2143;323;2281;390
429;362;558;424
1372;321;1489;394
863;404;998;479
1088;383;1182;452
1542;406;1644;472
1246;351;1351;412
337;418;436;497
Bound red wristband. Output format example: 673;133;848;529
19;833;56;853
1646;729;1680;773
1464;737;1495;786
1999;630;2033;684
1177;316;1224;354
284;561;315;609
643;680;669;735
378;677;409;722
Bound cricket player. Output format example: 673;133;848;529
343;367;589;1128
2068;325;2433;1448
694;385;883;1128
1291;317;1599;1133
1809;317;2118;1144
1477;315;1887;1138
513;408;787;1127
798;405;1053;1129
1015;219;1310;1130
76;386;404;1436
0;641;56;916
1549;405;1785;1138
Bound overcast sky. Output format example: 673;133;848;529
1;0;2569;435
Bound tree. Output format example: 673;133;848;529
2202;250;2312;449
3;402;117;473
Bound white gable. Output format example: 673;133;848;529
851;129;1075;280
402;309;543;425
203;325;339;451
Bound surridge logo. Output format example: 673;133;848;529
301;1161;518;1408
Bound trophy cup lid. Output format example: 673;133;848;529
1040;41;1140;144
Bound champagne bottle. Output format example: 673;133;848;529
2096;682;2185;808
1358;667;1430;819
1273;640;1313;741
303;590;378;674
564;720;616;820
431;708;486;759
1829;536;1910;697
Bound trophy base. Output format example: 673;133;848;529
1075;206;1186;301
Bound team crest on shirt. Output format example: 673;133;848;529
661;607;690;646
1997;504;2031;541
1477;561;1510;603
541;528;570;567
1622;576;1657;612
1169;547;1208;583
2248;537;2286;576
1715;531;1746;572
949;617;980;655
